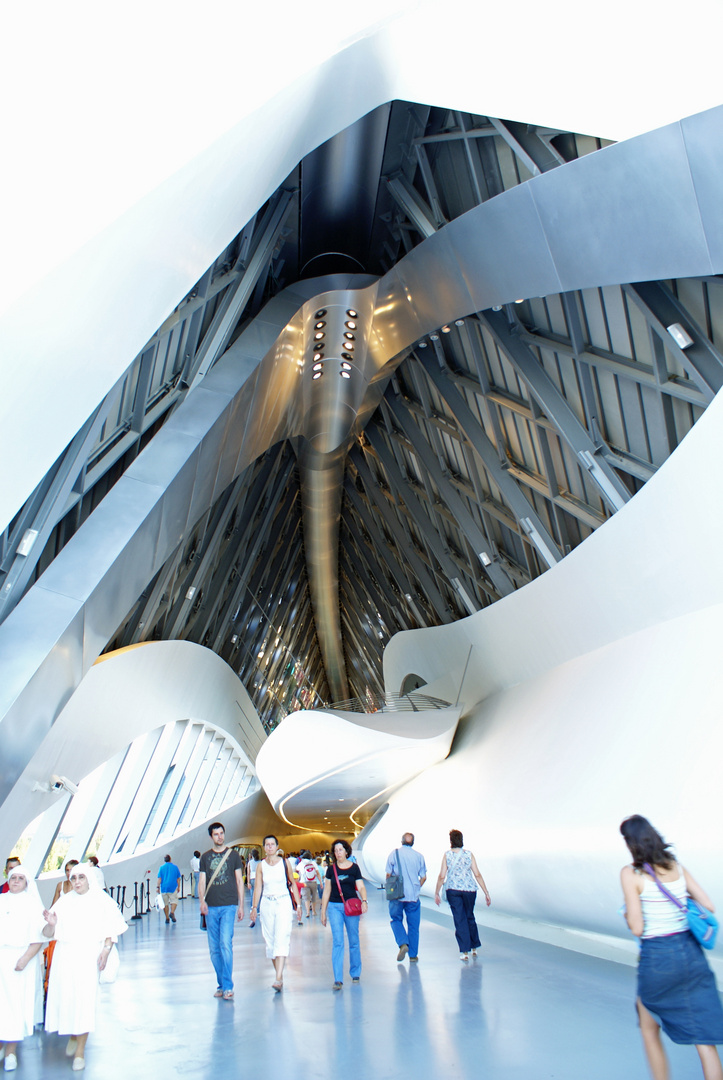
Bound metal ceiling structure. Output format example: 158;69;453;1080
2;100;721;732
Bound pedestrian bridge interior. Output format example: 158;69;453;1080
1;3;723;1076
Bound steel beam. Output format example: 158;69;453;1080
385;175;439;238
480;310;631;514
388;375;562;569
625;281;723;402
188;190;295;390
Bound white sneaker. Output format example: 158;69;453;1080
4;1054;17;1072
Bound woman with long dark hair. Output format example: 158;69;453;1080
620;814;723;1080
434;829;491;960
320;840;367;990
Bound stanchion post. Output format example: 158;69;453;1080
121;885;126;911
146;878;151;914
131;882;142;920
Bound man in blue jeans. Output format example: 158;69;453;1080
385;833;427;962
199;822;244;1000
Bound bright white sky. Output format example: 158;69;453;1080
0;0;419;315
2;0;723;318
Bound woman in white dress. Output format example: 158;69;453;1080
250;835;299;992
43;864;128;1071
0;866;45;1072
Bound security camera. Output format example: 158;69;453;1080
50;774;79;796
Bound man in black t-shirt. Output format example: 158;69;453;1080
199;822;244;1000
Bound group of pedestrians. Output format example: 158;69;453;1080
0;861;126;1072
2;813;722;1078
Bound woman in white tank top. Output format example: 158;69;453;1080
250;835;299;992
620;815;723;1080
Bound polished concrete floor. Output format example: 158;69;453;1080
7;888;715;1078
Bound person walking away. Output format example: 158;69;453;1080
190;852;200;898
434;829;491;960
297;851;321;917
198;824;244;1000
620;814;723;1080
156;855;181;924
386;832;427;962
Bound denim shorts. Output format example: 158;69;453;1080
638;931;723;1044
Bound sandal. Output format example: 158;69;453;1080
223;990;234;1000
272;981;283;992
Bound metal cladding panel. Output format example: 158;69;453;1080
184;402;237;530
531;122;714;290
388;228;475;342
36;477;163;605
0;595;84;802
680;105;723;269
0;588;84;720
370;276;421;362
453;182;563;306
238;333;300;465
163;383;235;441
226;376;262;490
125;428;201;490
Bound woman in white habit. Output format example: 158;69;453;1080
43;864;128;1071
0;865;45;1072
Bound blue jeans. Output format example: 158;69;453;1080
446;890;481;953
205;905;237;991
327;902;361;983
389;899;421;957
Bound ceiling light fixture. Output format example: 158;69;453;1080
666;322;694;349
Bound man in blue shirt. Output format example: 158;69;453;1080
385;833;427;962
157;854;181;923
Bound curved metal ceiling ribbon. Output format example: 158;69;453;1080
2;104;723;816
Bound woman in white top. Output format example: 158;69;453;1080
0;866;45;1072
434;829;491;960
250;836;299;992
43;865;128;1071
620;815;723;1080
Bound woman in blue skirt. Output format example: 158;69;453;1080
620;815;723;1080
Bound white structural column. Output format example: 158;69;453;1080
157;724;208;840
94;731;163;863
145;722;202;849
22;797;71;877
64;750;128;864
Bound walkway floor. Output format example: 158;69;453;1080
8;888;712;1078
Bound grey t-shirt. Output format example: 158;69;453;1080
200;848;242;907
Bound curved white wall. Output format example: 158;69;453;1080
361;380;723;941
1;641;265;858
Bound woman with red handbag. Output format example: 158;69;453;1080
320;840;367;990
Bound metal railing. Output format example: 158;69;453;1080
323;692;452;714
